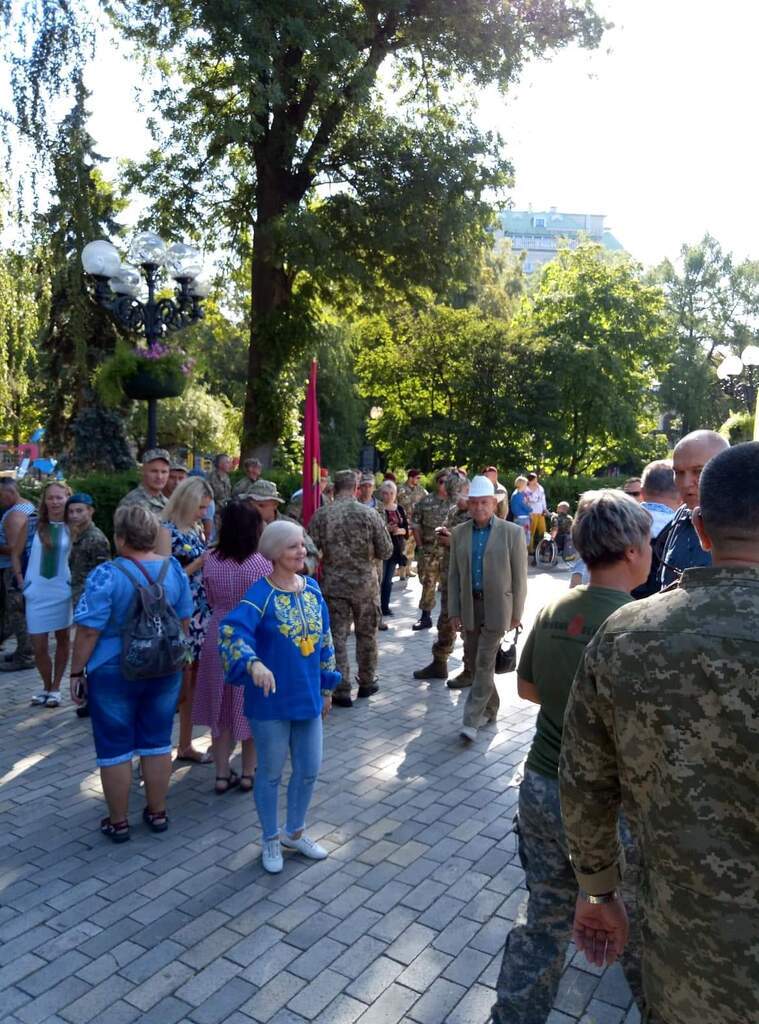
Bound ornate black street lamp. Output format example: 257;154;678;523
717;345;759;439
81;232;210;449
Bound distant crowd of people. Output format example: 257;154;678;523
0;430;755;1024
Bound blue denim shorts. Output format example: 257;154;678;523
87;658;182;767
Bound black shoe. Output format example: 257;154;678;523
331;694;354;708
413;660;448;680
75;704;91;718
378;621;389;631
356;683;379;699
412;612;433;631
382;608;394;616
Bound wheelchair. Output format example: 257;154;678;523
533;531;576;570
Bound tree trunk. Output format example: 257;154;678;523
240;210;294;465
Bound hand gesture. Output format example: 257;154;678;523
572;894;629;967
249;660;276;696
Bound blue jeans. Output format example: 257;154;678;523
87;658;182;767
249;716;323;839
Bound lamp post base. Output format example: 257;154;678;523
147;398;158;451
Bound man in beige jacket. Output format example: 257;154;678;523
449;475;528;741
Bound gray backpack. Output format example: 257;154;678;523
113;558;187;680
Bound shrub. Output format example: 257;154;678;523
719;410;755;445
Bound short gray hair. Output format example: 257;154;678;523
379;480;396;498
258;519;304;562
641;459;677;499
113;504;160;551
571;489;652;568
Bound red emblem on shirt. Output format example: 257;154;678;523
567;614;585;638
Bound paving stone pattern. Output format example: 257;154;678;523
0;567;640;1024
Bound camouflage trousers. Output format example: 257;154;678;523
325;589;380;697
417;547;442;612
0;568;31;660
491;768;643;1024
431;582;474;675
397;535;416;580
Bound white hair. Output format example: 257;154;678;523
257;519;304;562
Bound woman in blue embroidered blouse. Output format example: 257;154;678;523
219;519;340;874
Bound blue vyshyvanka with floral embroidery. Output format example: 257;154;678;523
219;575;340;721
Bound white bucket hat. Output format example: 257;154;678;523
468;475;495;498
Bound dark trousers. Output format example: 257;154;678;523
380;556;397;615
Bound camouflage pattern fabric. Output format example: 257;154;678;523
328;593;381;695
432;505;471;662
307;497;392;599
560;566;759;1024
117;485;167;516
207;469;231;508
396;482;427;578
0;567;31;660
412;493;452;611
491;768;642;1024
69;524;111;607
232;476;258;499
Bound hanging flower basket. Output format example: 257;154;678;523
96;340;195;407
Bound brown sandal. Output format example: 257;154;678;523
142;807;169;832
100;817;130;843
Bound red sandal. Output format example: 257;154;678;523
100;817;130;843
142;807;169;833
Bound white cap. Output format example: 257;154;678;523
468;475;495;498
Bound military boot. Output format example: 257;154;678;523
412;611;433;631
413;659;448;680
447;670;472;689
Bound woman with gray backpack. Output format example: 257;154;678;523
69;504;193;843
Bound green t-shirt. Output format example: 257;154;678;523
521;585;632;779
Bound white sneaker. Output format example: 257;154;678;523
460;726;478;743
30;692;49;706
261;838;283;873
45;692;61;708
280;833;328;860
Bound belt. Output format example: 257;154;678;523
472;590;484;600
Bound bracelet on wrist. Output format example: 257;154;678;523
579;889;619;905
320;689;333;698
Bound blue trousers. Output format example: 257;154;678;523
249;716;323;840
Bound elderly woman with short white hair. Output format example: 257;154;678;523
219;519;341;874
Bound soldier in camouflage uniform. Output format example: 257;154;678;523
65;494;111;607
559;443;759;1024
396;470;426;580
410;470;452;630
492;489;651;1024
232;457;262;499
207;453;233;509
243;479;319;577
118;449;170;517
413;475;474;684
308;470;392;707
0;478;35;670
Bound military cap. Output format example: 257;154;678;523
445;473;468;499
170;461;188;472
142;448;171;465
360;472;375;485
243;479;284;503
335;469;358;489
66;492;94;508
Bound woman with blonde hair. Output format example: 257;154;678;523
13;480;73;707
158;475;213;763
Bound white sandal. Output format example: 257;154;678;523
45;692;62;708
30;692;49;706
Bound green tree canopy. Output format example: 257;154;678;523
515;242;670;474
104;0;604;460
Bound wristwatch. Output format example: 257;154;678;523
579;889;619;905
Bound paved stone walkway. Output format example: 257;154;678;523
0;567;640;1024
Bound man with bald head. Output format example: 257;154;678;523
657;430;729;589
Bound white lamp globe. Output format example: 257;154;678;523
128;231;167;266
165;242;203;280
109;264;141;296
189;274;211;298
81;240;121;277
740;345;759;366
717;354;745;380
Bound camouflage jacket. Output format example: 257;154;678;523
117;486;167;516
232;476;258;499
207;469;231;507
412;493;452;550
69;524;111;606
308;496;392;598
440;505;470;575
559;566;759;1024
397;482;427;516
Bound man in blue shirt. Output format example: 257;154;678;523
448;476;528;742
658;431;728;589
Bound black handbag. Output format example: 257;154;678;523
495;626;522;674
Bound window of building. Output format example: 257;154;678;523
534;217;546;229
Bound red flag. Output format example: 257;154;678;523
301;359;321;528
